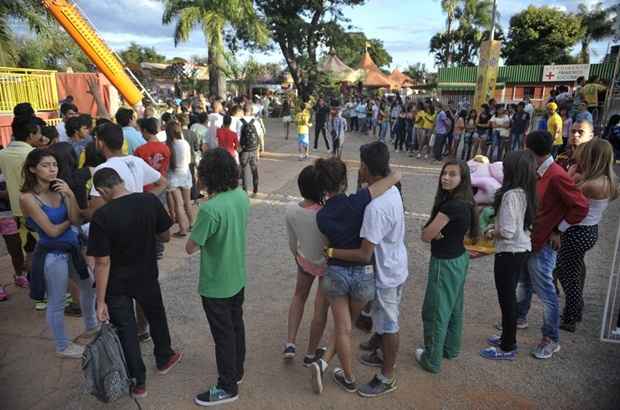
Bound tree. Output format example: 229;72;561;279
503;6;582;65
0;0;48;65
162;0;268;98
576;2;616;63
331;32;392;68
253;0;365;101
119;42;166;66
403;63;427;83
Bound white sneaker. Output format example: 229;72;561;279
415;348;424;364
56;342;84;359
611;327;620;337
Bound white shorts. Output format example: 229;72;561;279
372;285;403;334
168;169;192;189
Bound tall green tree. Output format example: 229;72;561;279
331;33;392;68
252;0;365;101
119;42;166;66
576;2;616;63
503;6;582;65
0;0;48;65
162;0;268;98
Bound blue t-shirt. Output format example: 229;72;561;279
316;188;371;266
122;126;146;155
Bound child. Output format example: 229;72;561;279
480;151;537;360
296;103;312;160
418;159;479;373
216;115;240;164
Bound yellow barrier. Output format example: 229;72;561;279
0;67;59;113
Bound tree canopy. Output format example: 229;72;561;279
119;42;166;66
503;6;582;65
576;2;617;63
331;33;392;68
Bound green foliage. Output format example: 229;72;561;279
403;63;428;82
331;33;392;68
0;0;49;65
119;42;166;66
503;6;582;65
576;2;617;63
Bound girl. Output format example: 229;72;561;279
416;102;435;159
283;165;329;365
450;110;466;159
557;139;618;332
418;159;479;373
480;151;537;360
377;102;390;143
473;104;491;158
461;109;477;161
295;103;312;160
166;120;194;237
20;148;97;358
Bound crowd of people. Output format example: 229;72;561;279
0;77;619;406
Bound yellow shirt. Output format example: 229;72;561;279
0;141;34;217
580;83;606;107
547;112;563;146
296;110;312;135
421;112;436;129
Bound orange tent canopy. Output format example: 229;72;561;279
357;50;395;88
389;68;415;87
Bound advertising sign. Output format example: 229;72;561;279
473;40;501;111
542;64;590;82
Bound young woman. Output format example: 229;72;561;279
166;120;194;237
284;165;329;365
480;151;537;360
450;110;466;158
393;107;407;153
418;159;479;373
557;139;618;332
473;104;491;158
461;109;477;161
416;102;435;159
377;102;390;143
19;148;97;358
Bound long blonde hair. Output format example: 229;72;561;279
575;139;618;200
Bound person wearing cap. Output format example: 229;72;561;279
546;102;563;158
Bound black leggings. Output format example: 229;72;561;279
494;251;529;352
314;123;330;150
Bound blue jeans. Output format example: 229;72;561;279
487;131;501;161
44;253;97;351
511;132;525;151
322;264;375;303
378;122;388;142
516;244;560;342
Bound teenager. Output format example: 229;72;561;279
296;103;313;160
461;109;477;161
489;105;510;162
417;159;479;373
56;102;79;142
313;98;331;151
556;120;594;171
328;142;407;397
480;151;537;360
326;105;347;159
450;110;466;159
89;168;182;398
283;165;329;365
516;131;588;359
165;120;194;237
216;115;240;163
309;157;399;394
557;140;617;332
546;103;563;158
20;149;97;358
239;105;261;195
186;148;250;406
0;172;24;301
510;102;530;152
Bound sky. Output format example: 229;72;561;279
65;0;619;71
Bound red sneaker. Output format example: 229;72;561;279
158;351;183;375
131;385;147;398
14;275;29;288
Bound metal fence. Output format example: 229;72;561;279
0;67;59;113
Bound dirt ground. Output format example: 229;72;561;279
1;119;619;410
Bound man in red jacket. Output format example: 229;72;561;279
517;130;588;359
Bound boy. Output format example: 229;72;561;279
216;115;240;163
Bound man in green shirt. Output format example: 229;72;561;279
185;148;250;407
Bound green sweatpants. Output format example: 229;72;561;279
420;253;469;373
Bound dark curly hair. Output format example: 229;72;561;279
198;148;239;195
314;157;347;195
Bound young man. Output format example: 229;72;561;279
185;148;250;406
313;98;330;151
510;102;530;151
517;130;588;359
56;102;79;142
326;105;347;159
546;102;563;158
239;104;260;196
89;168;182;398
134;117;171;194
65;116;93;161
555;120;594;171
328;142;408;397
115;107;146;154
432;104;451;161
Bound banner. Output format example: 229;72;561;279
542;64;590;82
473;40;501;111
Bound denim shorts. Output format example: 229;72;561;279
372;286;403;334
322;264;375;302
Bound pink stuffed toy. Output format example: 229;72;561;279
468;156;504;205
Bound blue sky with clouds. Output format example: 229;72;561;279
70;0;617;70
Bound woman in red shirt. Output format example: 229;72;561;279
216;115;239;164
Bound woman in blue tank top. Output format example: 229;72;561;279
19;148;97;359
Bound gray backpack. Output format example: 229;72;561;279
82;323;131;403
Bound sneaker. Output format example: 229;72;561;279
82;325;101;338
416;153;421;159
283;344;296;359
310;358;327;394
480;346;516;361
531;338;560;360
333;368;357;393
131;385;147;399
611;327;620;337
357;374;397;398
559;322;577;333
194;385;238;407
158;351;183;374
34;300;47;311
415;348;424;365
138;332;151;343
14;275;29;288
394;149;399;153
0;286;8;301
56;342;84;359
495;319;528;331
487;334;502;347
360;333;381;351
64;302;82;317
237;371;244;385
303;347;326;367
359;350;384;368
355;314;373;333
424;154;428;160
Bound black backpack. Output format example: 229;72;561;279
240;118;259;151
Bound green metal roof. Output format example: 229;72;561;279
437;82;505;91
438;63;616;87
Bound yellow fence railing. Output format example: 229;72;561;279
0;67;59;113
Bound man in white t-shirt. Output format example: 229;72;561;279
329;141;407;397
57;102;79;142
204;101;225;151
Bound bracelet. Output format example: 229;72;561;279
326;248;334;258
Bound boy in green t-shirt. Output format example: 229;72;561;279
186;148;250;407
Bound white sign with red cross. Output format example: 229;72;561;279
542;64;590;82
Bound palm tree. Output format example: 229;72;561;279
576;2;616;63
438;0;460;66
0;0;47;65
162;0;268;98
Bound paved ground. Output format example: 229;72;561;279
1;119;619;410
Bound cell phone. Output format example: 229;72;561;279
50;180;60;191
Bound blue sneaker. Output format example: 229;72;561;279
194;385;238;407
480;346;516;361
487;335;502;347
